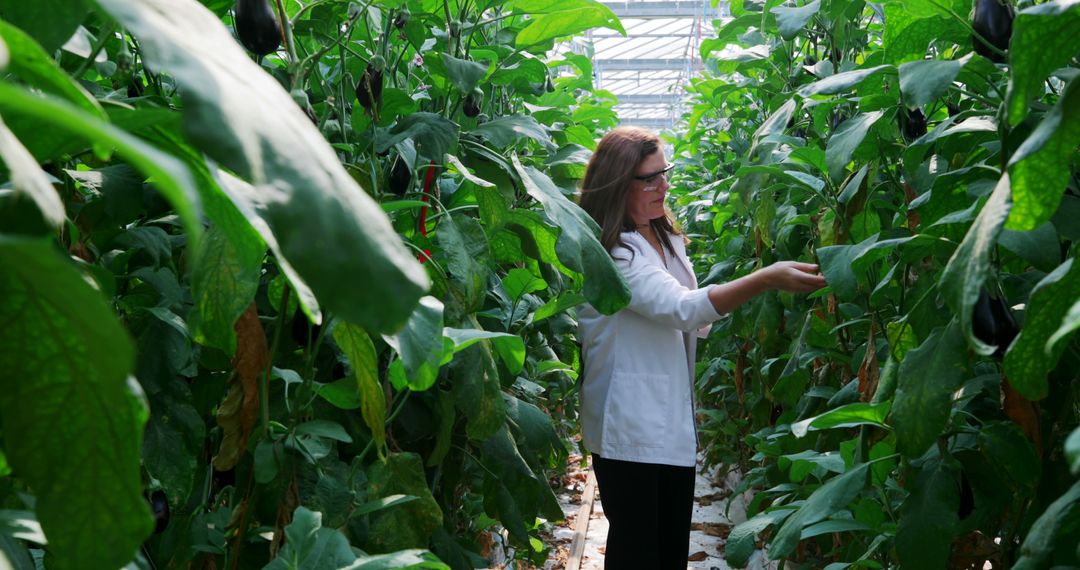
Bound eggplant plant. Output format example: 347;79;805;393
672;0;1080;568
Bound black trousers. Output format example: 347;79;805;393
591;454;696;569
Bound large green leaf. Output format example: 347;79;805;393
263;507;357;570
440;53;488;93
443;326;525;375
883;4;967;64
189;220;264;354
377;112;460;162
365;453;443;553
1013;480;1080;570
0;20;102;118
0;83;203;242
1005;76;1080;232
892;321;967;458
383;296;445;392
513;0;624;47
0;237;152;570
826;111;885;180
1003;259;1080;400
1066;426;1080;476
898;53;973;109
816;234;881;300
1005;0;1080;127
791;402;892;438
472;116;555;151
436;213;488;314
0;0;89;52
796;65;894;97
1047;297;1080;356
479;424;562;545
979;422;1040;493
895;457;959;568
97;0;429;333
0;115;62;227
511;156;630;314
771;0;821;40
725;509;796;567
768;463;869;559
450;340;506;440
940;175;1012;354
333;323;387;453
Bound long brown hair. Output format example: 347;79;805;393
578;126;678;257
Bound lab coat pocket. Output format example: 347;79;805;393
604;372;672;448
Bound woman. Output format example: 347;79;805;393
576;126;826;568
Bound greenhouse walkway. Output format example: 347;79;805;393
540;454;777;570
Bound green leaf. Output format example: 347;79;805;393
365;453;443;553
998;222;1061;271
826;111;885;180
532;291;587;322
1005;0;1080;127
97;0;429;333
816;234;881;300
514;0;624;47
333;322;387;451
0;237;152;570
0;20;102;118
0;0;90;52
436;213;488;313
1013;480;1080;570
512;156;631;315
348;550;449;569
1046;296;1080;352
892;321;967;458
791;402;892;438
479;424;562;545
383;296;445;392
472;116;555;151
450;340;506;440
796;65;894;97
895;457;959;568
979;422;1040;493
443;327;525;375
898;53;973;109
725;509;796;567
1066;425;1080;476
503;393;563;469
883;4;967;64
771;0;821;40
378;112;460;162
1003;258;1080;399
189;220;264;354
0;116;62;228
440;53;488;93
1005;76;1080;232
940;175;1012;354
262;506;357;570
769;463;870;559
502;268;547;303
0;83;203;243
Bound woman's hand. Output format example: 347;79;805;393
761;261;828;293
707;261;828;315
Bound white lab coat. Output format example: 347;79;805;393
578;230;720;468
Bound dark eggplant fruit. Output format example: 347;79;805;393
356;56;385;113
149;490;170;534
972;289;1019;358
972;0;1014;64
463;87;483;118
388;157;411;196
394;7;410;29
127;76;145;98
899;107;927;142
234;0;281;58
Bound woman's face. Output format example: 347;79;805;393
626;151;671;226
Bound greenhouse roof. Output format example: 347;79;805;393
584;1;728;130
